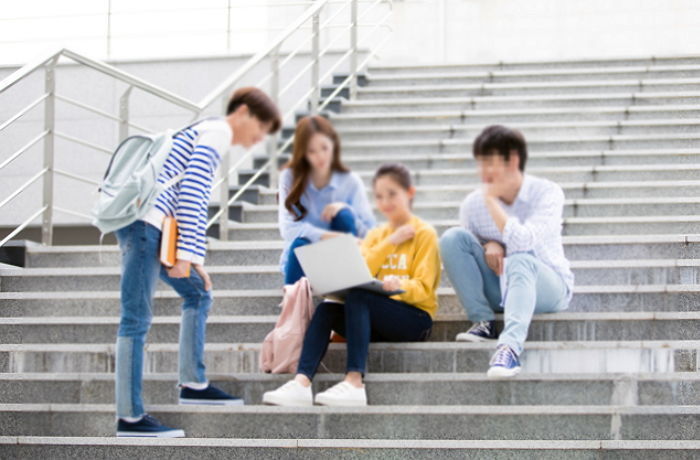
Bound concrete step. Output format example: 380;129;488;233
339;134;700;155
365;64;700;86
357;78;700;99
2;372;698;406
224;217;700;240
336;119;700;141
329;105;700;127
3;438;700;460
2;403;699;439
236;198;700;224
368;56;700;74
339;92;700;114
263;150;700;177
2;282;699;317
3;340;697;374
5;258;700;292
244;163;700;188
1;312;699;344
257;180;700;205
20;235;700;269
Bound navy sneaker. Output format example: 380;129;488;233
116;414;185;438
179;384;244;406
487;344;522;379
456;320;498;342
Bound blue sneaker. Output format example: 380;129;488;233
116;414;185;438
456;320;498;342
487;344;521;379
179;384;244;406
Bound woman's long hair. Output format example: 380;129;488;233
283;115;348;221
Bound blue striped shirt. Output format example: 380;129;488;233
143;118;231;265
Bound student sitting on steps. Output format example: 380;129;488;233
278;115;376;286
263;163;441;406
440;125;574;379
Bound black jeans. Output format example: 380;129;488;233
296;288;433;379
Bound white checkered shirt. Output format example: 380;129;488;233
459;174;574;300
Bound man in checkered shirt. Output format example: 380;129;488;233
440;125;574;379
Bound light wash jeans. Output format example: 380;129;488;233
115;220;212;418
439;227;569;355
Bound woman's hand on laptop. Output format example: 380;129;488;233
382;275;402;292
321;202;347;222
389;224;415;246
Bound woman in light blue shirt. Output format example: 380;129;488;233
278;115;375;285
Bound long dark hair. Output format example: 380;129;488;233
283;115;348;221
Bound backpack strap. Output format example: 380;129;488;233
160;117;222;192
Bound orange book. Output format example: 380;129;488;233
160;217;190;276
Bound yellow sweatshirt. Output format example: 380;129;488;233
360;215;441;318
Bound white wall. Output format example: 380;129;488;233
381;0;700;65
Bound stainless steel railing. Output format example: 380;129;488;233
0;0;392;247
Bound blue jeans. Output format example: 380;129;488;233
115;220;212;419
284;207;359;285
296;289;433;379
439;227;569;355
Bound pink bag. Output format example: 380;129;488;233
259;277;316;373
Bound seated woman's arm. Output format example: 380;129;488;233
396;228;441;306
277;170;325;242
361;230;397;276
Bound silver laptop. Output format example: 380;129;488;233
294;234;405;297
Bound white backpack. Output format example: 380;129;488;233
92;121;204;234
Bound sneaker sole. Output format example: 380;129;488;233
116;429;185;438
179;398;244;406
314;398;368;407
262;395;313;407
487;366;522;379
455;334;498;343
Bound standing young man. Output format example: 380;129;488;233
115;87;281;437
440;125;574;379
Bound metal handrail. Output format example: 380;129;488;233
0;0;393;247
205;1;393;233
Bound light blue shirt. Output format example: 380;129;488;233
460;174;574;300
278;167;376;270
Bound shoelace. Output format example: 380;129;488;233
324;382;352;395
141;414;159;426
490;346;514;366
470;321;491;335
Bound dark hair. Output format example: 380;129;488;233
283;115;348;221
372;163;413;190
226;87;282;133
473;125;527;171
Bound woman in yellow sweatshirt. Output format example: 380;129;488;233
263;163;441;407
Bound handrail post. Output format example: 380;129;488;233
218;149;230;241
268;45;280;189
106;0;112;59
226;0;232;54
119;86;132;141
310;9;321;114
42;58;58;245
350;0;359;99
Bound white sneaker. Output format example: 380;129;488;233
314;381;367;407
262;380;313;406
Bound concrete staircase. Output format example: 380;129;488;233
2;56;700;458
